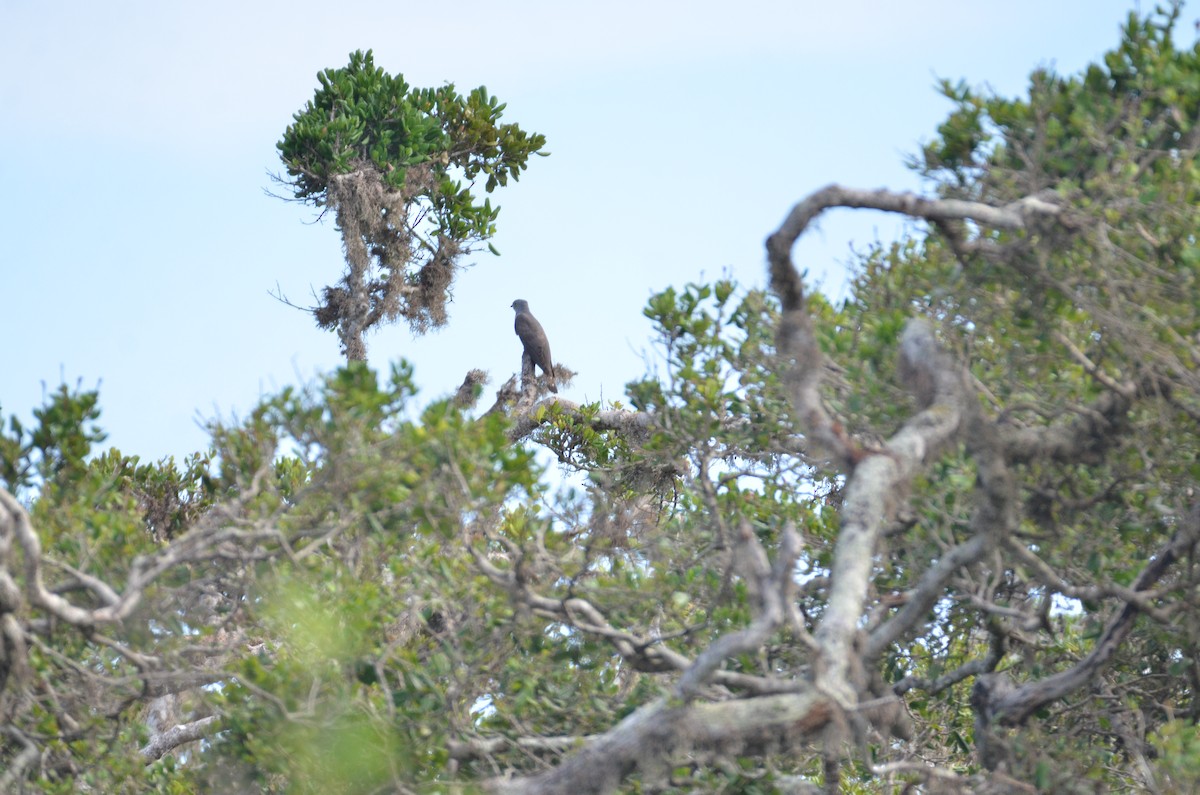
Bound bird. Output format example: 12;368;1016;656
511;299;558;393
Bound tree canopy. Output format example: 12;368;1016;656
3;6;1200;793
276;50;546;360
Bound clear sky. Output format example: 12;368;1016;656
0;0;1158;463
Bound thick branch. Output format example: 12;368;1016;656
765;184;1078;703
449;734;584;761
810;320;967;696
869;399;1020;660
487;691;834;795
999;388;1134;465
767;186;1064;261
764;184;1068;463
140;715;221;761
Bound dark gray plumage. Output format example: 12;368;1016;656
511;299;557;393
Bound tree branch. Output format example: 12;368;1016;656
0;727;39;792
674;521;802;700
448;734;583;762
1005;537;1174;623
999;387;1135;465
809;319;967;698
464;514;802;697
769;186;1066;250
505;396;652;443
487;691;834;795
992;515;1200;725
140;715;221;761
865;533;991;661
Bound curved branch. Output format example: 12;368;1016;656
674;521;802;700
992;516;1200;725
767;186;1065;261
764;184;1079;704
999;388;1135;465
865;534;991;661
140;715;221;761
764;184;1067;459
1;487;98;628
487;691;834;795
810;320;967;697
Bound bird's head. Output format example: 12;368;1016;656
511;299;530;312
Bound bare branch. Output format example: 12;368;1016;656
992;517;1200;725
675;521;802;700
43;556;121;607
487;691;834;795
769;186;1066;254
448;734;583;762
1052;330;1135;399
1;487;99;628
810;319;967;698
1005;538;1174;623
140;715;221;761
893;655;1001;696
467;517;799;695
764;183;1072;466
866;533;991;661
868;400;1022;662
766;186;1052;710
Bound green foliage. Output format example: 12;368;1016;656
631;281;797;456
157;363;548;790
1150;720;1200;792
918;2;1200;400
278;49;546;251
9;6;1200;793
0;384;215;548
823;4;1200;787
0;382;106;495
927;3;1199;191
275;51;547;353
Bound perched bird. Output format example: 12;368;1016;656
511;299;558;393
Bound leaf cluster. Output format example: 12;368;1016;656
277;49;545;244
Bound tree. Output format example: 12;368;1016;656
3;5;1200;793
276;50;547;361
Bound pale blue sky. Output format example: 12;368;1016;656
0;1;1155;462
